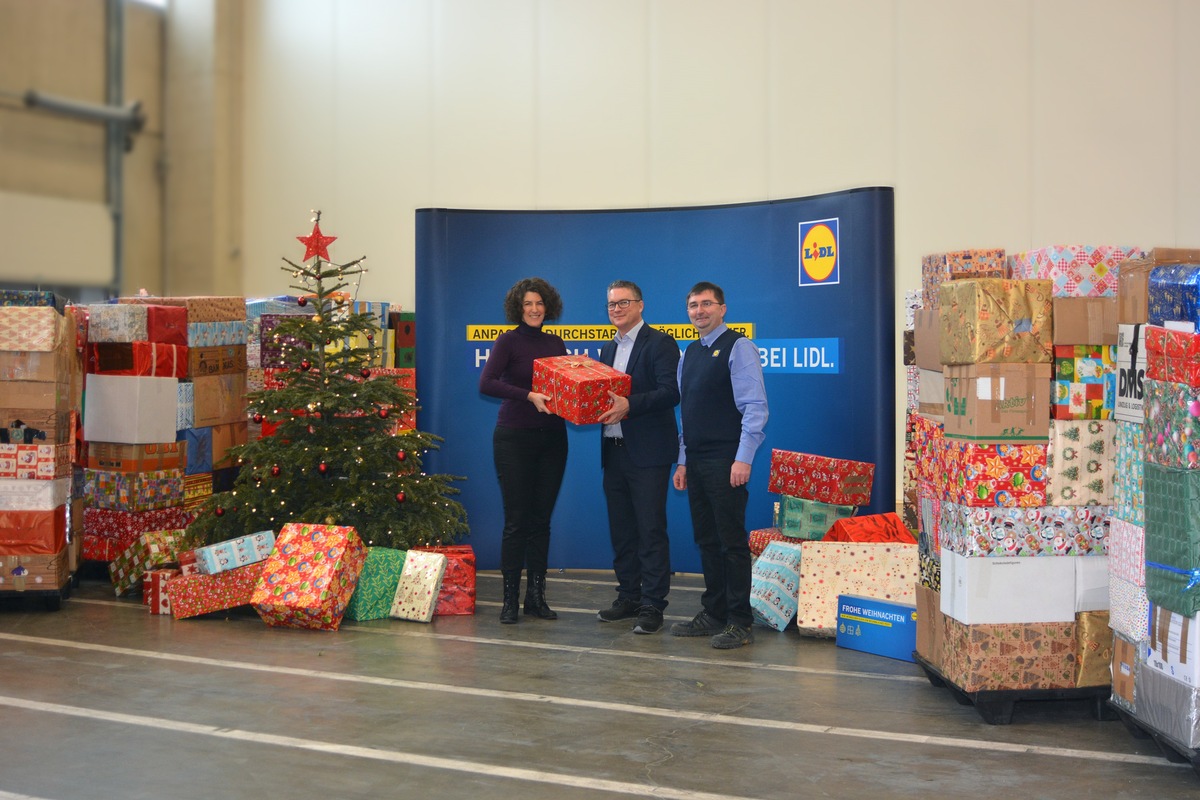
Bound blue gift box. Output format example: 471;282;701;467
0;290;66;313
836;594;917;663
1148;263;1200;327
182;426;213;475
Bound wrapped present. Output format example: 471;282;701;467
1114;421;1144;524
245;296;315;319
145;568;180;615
177;382;194;431
779;496;854;540
940;439;1047;507
1136;657;1200;748
918;549;940;591
187;320;248;348
344;547;407;621
1007;245;1144;298
119;295;246;323
167;562;264;620
1109;573;1150;641
1146;603;1200;687
1052;296;1118;345
1045;419;1114;505
413;544;476;615
0;548;69;591
83;375;179;445
1118;249;1200;324
940;616;1077;692
532;355;631;426
0;443;71;479
258;314;312;369
107;528;190;596
767;449;874;506
211;422;247;470
1144;378;1200;470
943;363;1052;444
913;307;941;371
902;329;915;367
914;584;944;668
916;480;941;556
178;549;200;575
794;541;918;637
1110;631;1141;712
905;365;920;411
938;279;1053;364
88;441;185;474
81;506;193;561
84;468;184;512
361;367;417;432
1108;518;1146;586
1145;324;1200;387
1148;263;1200;328
0;306;71;352
0;290;65;312
389;549;447;623
191;373;247;428
87;303;187;345
0;478;70;510
194;530;275;575
390;310;417;348
0;506;67;555
182;427;214;475
251;523;367;631
1052;345;1116;420
1144;461;1200;616
750;540;803;631
917;368;943;418
749;527;788;558
823;513;916;544
920;249;1007;310
903;288;923;328
89;342;187;380
939;502;1110;558
182;472;213;511
910;412;945;485
188;345;248;377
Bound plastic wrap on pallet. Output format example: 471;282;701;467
1133;661;1200;749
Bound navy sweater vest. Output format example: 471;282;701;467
680;327;744;461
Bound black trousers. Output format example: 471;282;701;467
602;438;672;610
684;457;752;627
493;425;568;573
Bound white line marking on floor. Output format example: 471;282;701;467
0;791;55;800
69;597;926;683
0;632;1176;768
481;573;704;592
0;694;764;800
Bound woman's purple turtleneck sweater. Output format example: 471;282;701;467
479;321;568;429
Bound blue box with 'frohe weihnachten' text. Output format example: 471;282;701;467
836;594;917;663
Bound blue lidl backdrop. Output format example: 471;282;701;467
415;187;895;572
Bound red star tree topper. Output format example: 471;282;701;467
297;213;338;262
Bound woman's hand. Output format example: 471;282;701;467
528;391;553;414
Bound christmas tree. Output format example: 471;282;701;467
187;212;469;549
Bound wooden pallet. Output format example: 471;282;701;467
1112;704;1200;777
913;651;1116;724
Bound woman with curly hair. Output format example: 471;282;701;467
479;277;570;624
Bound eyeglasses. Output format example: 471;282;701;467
606;299;637;310
686;300;722;311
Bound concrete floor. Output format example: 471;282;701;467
0;569;1195;800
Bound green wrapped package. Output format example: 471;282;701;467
779;495;855;540
1145;462;1200;616
344;547;407;621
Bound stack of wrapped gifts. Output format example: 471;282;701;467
0;297;82;594
910;245;1149;693
81;301;194;562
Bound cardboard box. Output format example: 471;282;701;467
1052;296;1118;344
191;373;248;427
0;380;74;444
913;307;942;371
938;279;1053;365
1118;248;1200;324
942;363;1051;444
1110;632;1140;711
211;421;247;469
0;346;74;383
914;585;944;668
939;549;1107;625
917;368;944;419
87;441;185;473
1114;324;1147;423
83;375;179;444
1146;604;1200;686
0;547;69;591
532;355;631;426
188;345;248;377
836;594;917;662
119;295;246;323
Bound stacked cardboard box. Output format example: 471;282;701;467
0;299;81;594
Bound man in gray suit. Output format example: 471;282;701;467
595;280;681;634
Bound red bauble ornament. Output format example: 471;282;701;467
312;411;321;419
395;491;406;503
378;407;390;419
396;450;407;462
361;368;371;378
300;359;312;371
307;425;316;434
298;296;308;307
214;507;225;517
317;462;329;475
270;465;281;477
367;333;374;342
253;412;264;423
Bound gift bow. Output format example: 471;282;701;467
1146;560;1200;592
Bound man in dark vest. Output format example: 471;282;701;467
671;281;768;649
595;280;681;634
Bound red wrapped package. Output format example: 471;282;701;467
822;512;917;544
749;527;789;558
0;507;67;555
767;449;874;506
87;342;189;378
532;356;631;425
413;544;476;615
167;562;265;619
146;568;181;614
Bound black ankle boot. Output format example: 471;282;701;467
500;570;521;624
523;570;558;620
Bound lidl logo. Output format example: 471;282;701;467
798;218;840;287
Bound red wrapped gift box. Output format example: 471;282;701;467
0;507;67;555
146;567;180;614
87;342;189;379
823;512;916;544
940;440;1048;507
413;544;476;615
767;449;874;506
749;527;789;558
532;356;631;425
251;522;367;631
167;562;265;620
1145;325;1200;386
82;506;195;561
0;443;71;479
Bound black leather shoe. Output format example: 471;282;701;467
711;623;754;649
632;606;663;634
670;610;725;637
597;598;641;622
